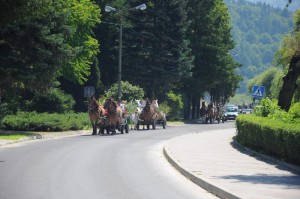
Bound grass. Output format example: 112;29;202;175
0;132;34;140
167;120;185;125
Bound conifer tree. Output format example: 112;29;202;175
123;0;193;99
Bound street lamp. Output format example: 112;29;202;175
105;4;146;101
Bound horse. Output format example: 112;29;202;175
130;111;139;130
200;101;207;124
206;103;216;124
87;96;106;135
103;98;123;135
138;99;156;130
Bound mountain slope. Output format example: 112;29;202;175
246;0;300;11
224;0;294;93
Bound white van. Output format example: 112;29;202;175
224;105;239;120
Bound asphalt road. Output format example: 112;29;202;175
0;121;235;199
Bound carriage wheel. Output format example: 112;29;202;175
125;124;129;133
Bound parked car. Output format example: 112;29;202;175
241;108;253;114
224;105;239;120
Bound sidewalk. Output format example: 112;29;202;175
163;128;300;199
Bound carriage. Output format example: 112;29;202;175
215;105;225;123
155;111;167;129
97;113;130;134
199;101;224;124
135;99;166;130
88;97;130;135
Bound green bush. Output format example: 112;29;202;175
104;81;144;102
236;114;300;165
26;88;75;113
158;102;171;116
167;92;183;120
254;98;300;123
253;98;281;117
2;112;90;131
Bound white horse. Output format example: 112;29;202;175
130;112;139;130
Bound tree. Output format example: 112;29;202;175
183;0;241;119
276;9;300;111
247;67;283;99
122;0;193;99
0;0;100;97
104;81;144;102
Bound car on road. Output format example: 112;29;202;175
241;108;253;114
224;105;239;120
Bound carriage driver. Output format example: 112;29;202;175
118;100;128;117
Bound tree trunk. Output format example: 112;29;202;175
196;96;200;119
278;54;300;111
185;93;192;120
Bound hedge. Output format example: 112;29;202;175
1;112;90;132
236;114;300;165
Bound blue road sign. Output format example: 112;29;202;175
252;85;265;98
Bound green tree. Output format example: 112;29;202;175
26;88;75;113
0;0;100;96
104;81;144;102
167;92;183;120
276;9;300;111
122;0;193;99
184;0;241;118
247;67;283;98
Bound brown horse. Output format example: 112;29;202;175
200;101;207;124
138;99;156;130
206;103;216;124
88;96;106;135
103;98;123;135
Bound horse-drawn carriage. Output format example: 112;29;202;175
135;99;166;130
200;101;225;124
88;97;129;135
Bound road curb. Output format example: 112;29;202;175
163;146;242;199
0;130;91;146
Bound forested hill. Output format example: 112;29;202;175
246;0;300;11
224;0;294;93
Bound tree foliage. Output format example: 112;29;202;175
0;0;100;95
104;81;144;102
186;0;241;100
247;67;283;98
225;0;294;93
275;9;300;111
122;0;194;98
26;88;75;113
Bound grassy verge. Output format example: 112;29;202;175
0;131;37;140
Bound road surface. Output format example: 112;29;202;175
0;121;235;199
